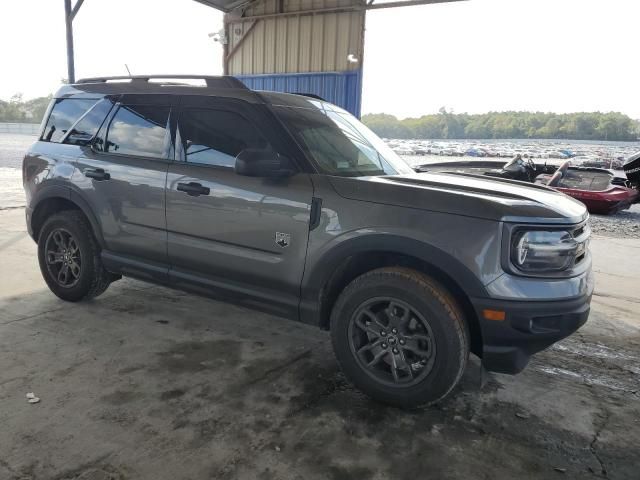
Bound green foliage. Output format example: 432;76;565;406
362;111;640;142
0;94;52;123
3;93;639;142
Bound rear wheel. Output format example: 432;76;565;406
330;267;469;408
37;210;113;301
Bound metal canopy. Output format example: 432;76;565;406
192;0;250;13
195;0;465;15
224;0;466;20
62;0;466;83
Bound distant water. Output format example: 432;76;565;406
0;133;36;208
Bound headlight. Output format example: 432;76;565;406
511;229;582;273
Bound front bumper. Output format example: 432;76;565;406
471;294;591;374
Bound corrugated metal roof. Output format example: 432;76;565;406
227;4;364;75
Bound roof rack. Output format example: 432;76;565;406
76;75;248;89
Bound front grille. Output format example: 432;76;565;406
573;225;585;239
571;221;591;267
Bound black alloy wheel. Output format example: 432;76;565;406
349;297;436;387
44;228;82;288
37;210;115;301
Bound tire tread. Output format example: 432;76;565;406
330;266;469;407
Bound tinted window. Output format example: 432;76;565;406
179;109;268;167
63;99;114;145
105;105;170;158
42;98;98;143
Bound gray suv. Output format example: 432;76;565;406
22;75;593;407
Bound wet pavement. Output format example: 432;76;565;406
0;207;638;480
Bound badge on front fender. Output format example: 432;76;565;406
275;232;290;248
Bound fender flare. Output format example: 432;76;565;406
300;233;489;325
30;185;105;248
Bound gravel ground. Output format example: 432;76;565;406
589;204;640;239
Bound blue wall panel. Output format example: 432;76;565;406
235;70;363;118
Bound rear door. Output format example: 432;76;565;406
165;96;314;318
76;94;176;276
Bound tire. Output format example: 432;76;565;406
330;267;469;408
37;210;113;302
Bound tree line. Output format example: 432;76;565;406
362;109;640;142
0;94;52;124
2;94;639;142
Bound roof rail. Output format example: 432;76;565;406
294;93;327;101
76;75;248;89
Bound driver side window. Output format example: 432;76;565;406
179;108;269;168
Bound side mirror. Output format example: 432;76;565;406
235;149;295;178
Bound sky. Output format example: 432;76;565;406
1;0;638;119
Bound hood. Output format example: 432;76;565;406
328;171;588;224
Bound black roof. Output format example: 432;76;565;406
57;75;264;103
55;75;336;111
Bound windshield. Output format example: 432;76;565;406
503;156;525;172
274;103;414;177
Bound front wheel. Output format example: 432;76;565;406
330;267;469;408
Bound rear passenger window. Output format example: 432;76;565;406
104;104;170;158
64;99;114;145
42;98;98;143
179;109;268;168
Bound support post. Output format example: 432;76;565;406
64;0;75;83
222;22;230;75
64;0;84;83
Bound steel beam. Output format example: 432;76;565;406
368;0;466;11
224;0;466;22
70;0;84;20
225;20;258;73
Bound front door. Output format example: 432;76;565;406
165;97;314;318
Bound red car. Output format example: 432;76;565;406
539;161;639;215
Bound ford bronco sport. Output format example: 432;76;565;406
23;75;593;407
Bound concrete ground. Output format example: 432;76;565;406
0;207;638;480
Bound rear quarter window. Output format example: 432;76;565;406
41;98;99;143
63;99;115;145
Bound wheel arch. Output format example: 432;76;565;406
29;186;105;248
301;235;487;356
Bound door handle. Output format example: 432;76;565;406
177;182;210;197
84;168;110;181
